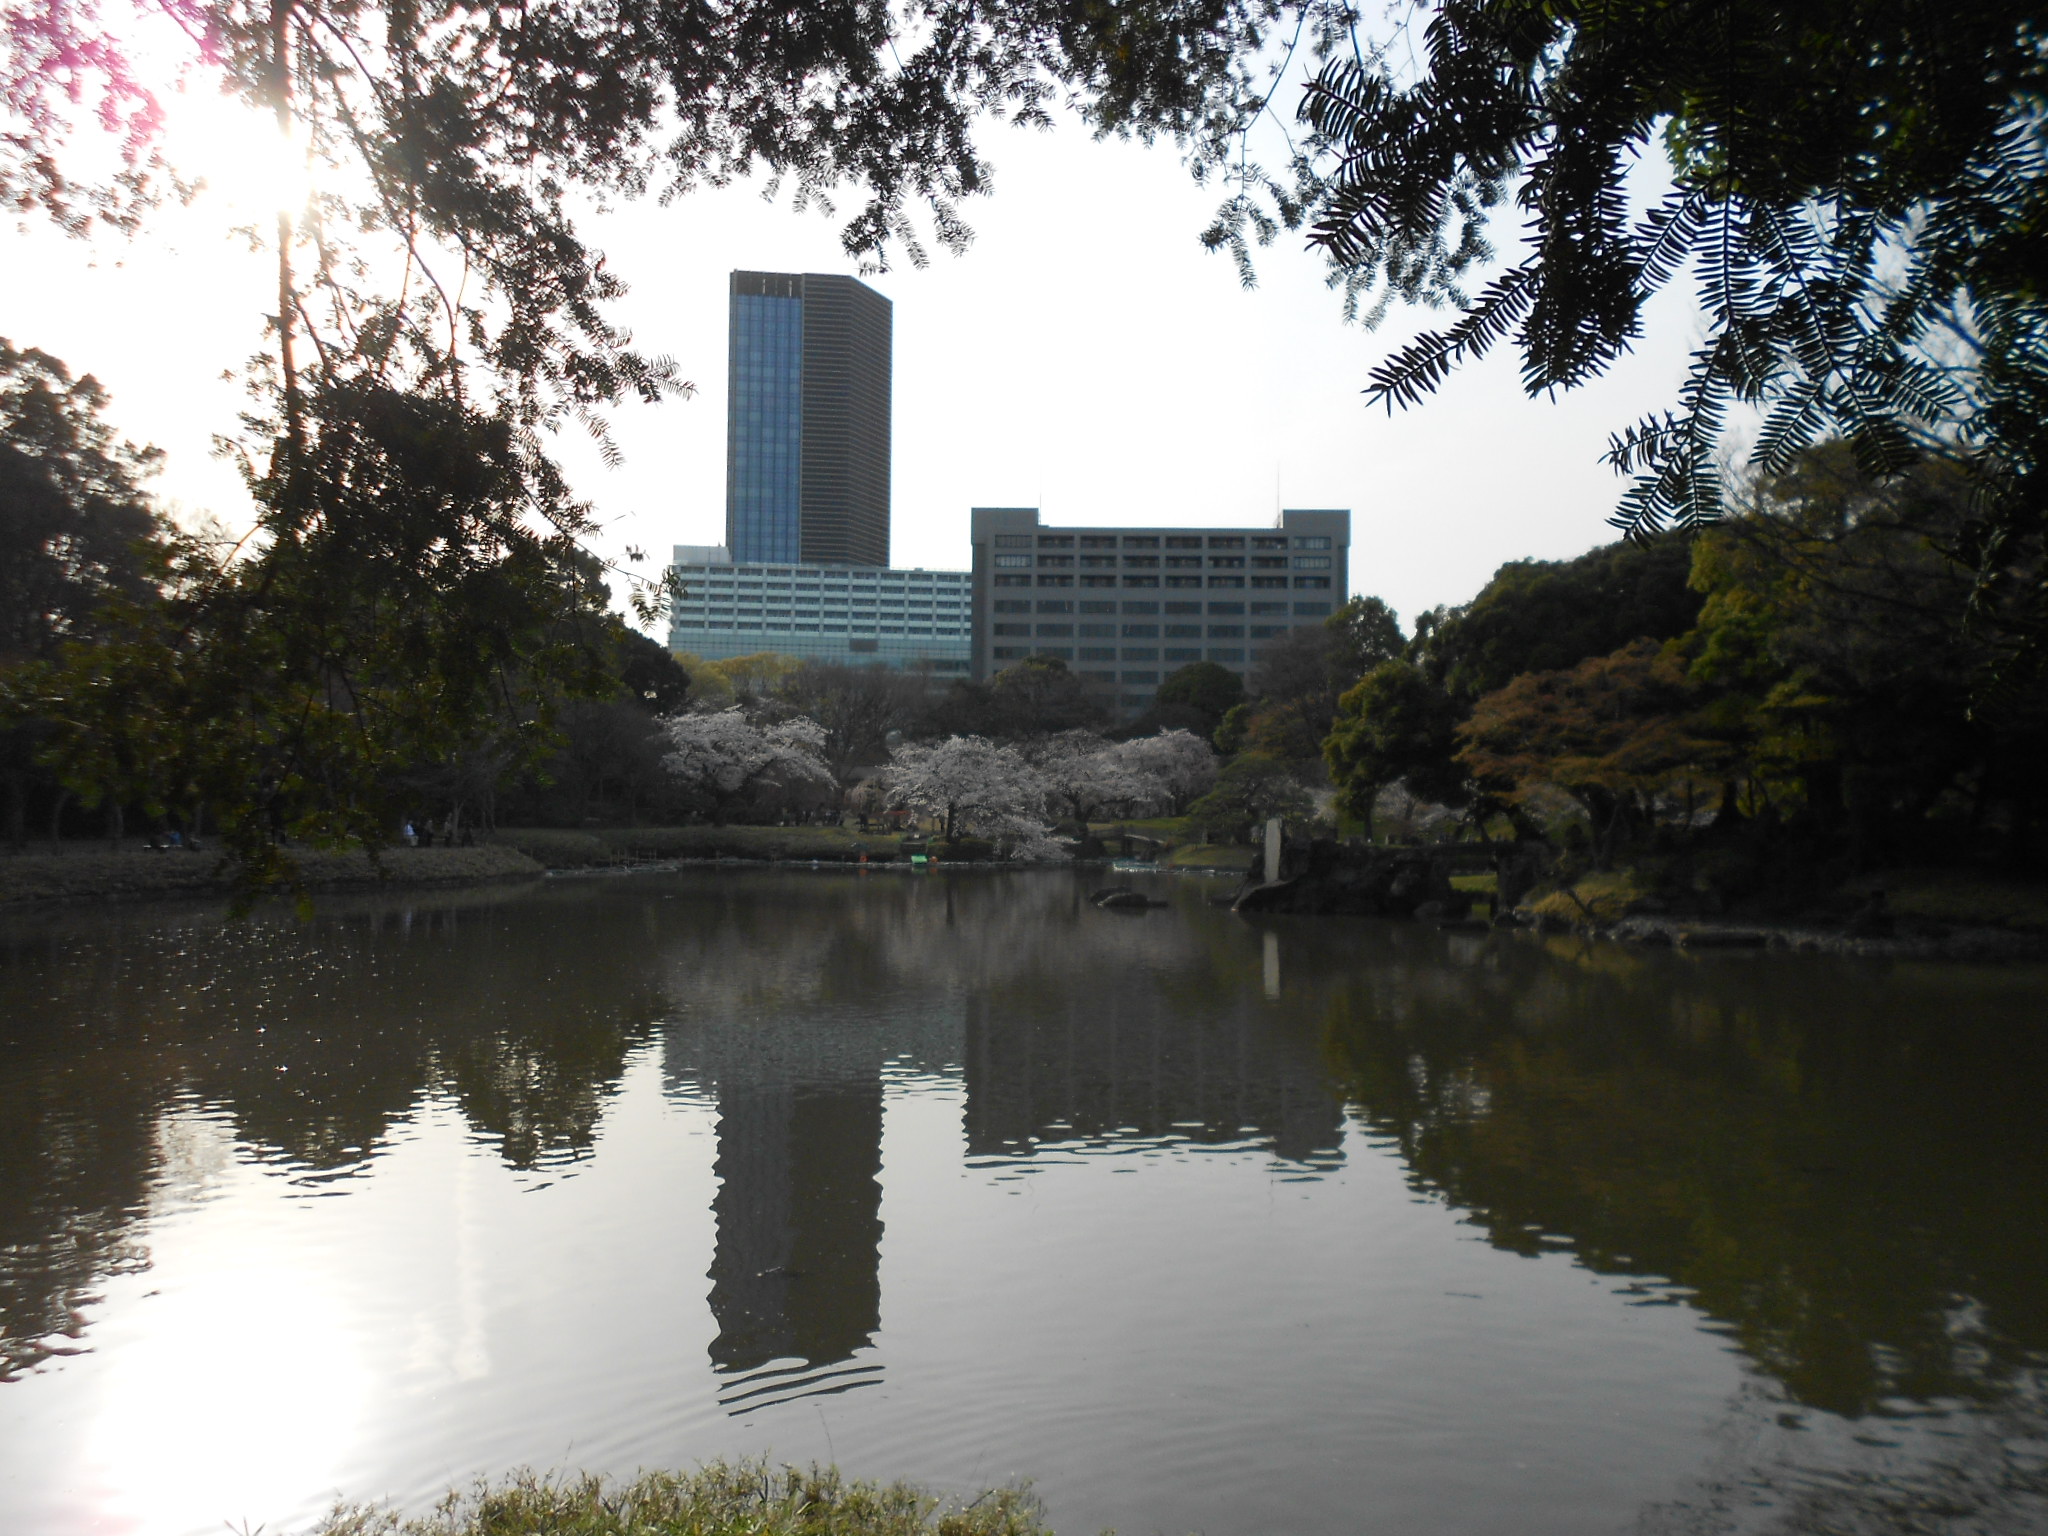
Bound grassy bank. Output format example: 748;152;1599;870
0;844;541;906
310;1462;1050;1536
1163;842;1255;871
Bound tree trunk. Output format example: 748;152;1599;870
47;786;69;845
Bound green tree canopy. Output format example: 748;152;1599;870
0;339;164;664
1683;444;2048;857
1458;638;1716;860
1185;752;1316;842
1413;534;1702;706
928;655;1105;740
1323;659;1463;832
31;382;620;893
1155;660;1246;724
617;630;692;715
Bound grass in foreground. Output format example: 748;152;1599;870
310;1461;1056;1536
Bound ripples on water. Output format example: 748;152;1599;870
0;869;2045;1535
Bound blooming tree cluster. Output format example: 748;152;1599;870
1029;730;1156;828
878;727;1218;855
660;708;835;819
1029;728;1219;825
1116;730;1219;815
878;735;1044;844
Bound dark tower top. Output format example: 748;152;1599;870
725;271;892;568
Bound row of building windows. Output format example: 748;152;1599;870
991;599;1330;616
992;554;1332;571
677;619;969;635
991;534;1332;551
992;622;1293;639
992;573;1333;590
676;566;969;585
990;648;1253;670
677;607;966;618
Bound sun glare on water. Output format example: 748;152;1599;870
75;1116;371;1536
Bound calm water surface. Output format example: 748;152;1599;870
1;869;2045;1535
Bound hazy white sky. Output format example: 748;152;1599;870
6;94;1702;634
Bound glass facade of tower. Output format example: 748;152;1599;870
725;271;892;569
727;286;805;564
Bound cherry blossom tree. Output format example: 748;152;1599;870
660;707;834;822
1116;729;1218;816
1028;730;1152;830
879;735;1043;843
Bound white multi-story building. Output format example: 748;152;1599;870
968;507;1351;717
666;544;972;674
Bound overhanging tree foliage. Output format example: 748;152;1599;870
1265;0;2046;677
5;0;1380;886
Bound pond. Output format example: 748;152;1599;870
1;868;2045;1535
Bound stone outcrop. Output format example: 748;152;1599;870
1232;840;1485;918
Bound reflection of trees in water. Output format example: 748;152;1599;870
0;1042;158;1380
1640;1374;2048;1535
0;884;673;1375
1311;929;2048;1420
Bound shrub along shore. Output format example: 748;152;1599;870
308;1462;1049;1536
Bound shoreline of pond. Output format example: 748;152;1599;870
0;843;1253;910
0;843;546;907
1539;909;2048;963
4;846;2042;965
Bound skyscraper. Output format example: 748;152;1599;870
726;271;892;567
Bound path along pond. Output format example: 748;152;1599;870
2;868;2046;1536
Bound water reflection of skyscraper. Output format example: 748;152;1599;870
704;1081;885;1413
664;1000;900;1417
